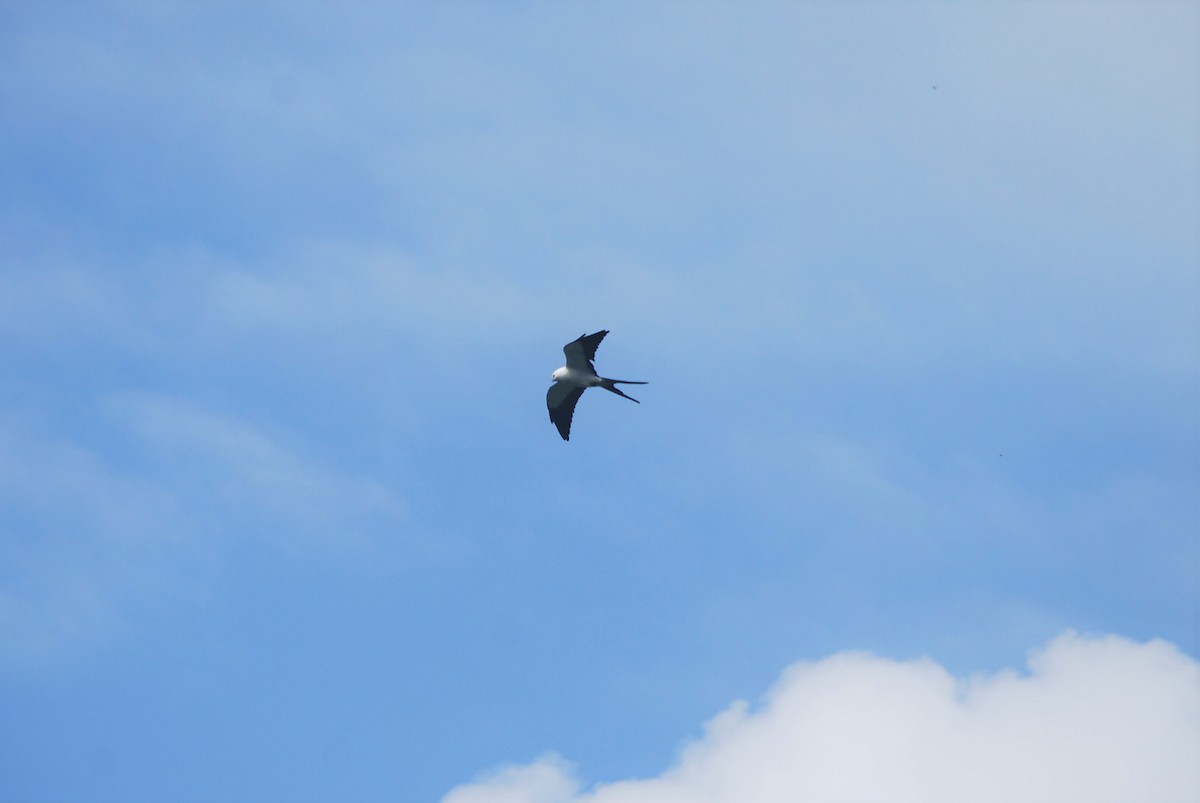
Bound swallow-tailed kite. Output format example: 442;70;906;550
547;330;646;441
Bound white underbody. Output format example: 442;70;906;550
551;366;602;387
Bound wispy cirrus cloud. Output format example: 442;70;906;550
0;392;408;665
0;411;192;663
103;391;407;558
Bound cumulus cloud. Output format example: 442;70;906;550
444;632;1200;803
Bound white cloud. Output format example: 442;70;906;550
447;757;582;803
443;632;1200;803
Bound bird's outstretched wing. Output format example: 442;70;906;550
547;383;586;441
562;330;608;374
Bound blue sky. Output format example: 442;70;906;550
1;3;1197;801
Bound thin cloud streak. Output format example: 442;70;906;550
0;412;192;663
0;393;409;665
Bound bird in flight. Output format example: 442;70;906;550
547;330;647;441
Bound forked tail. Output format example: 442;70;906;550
599;378;648;403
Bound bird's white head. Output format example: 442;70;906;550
551;366;568;382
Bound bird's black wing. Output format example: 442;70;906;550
547;384;586;441
563;330;608;373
